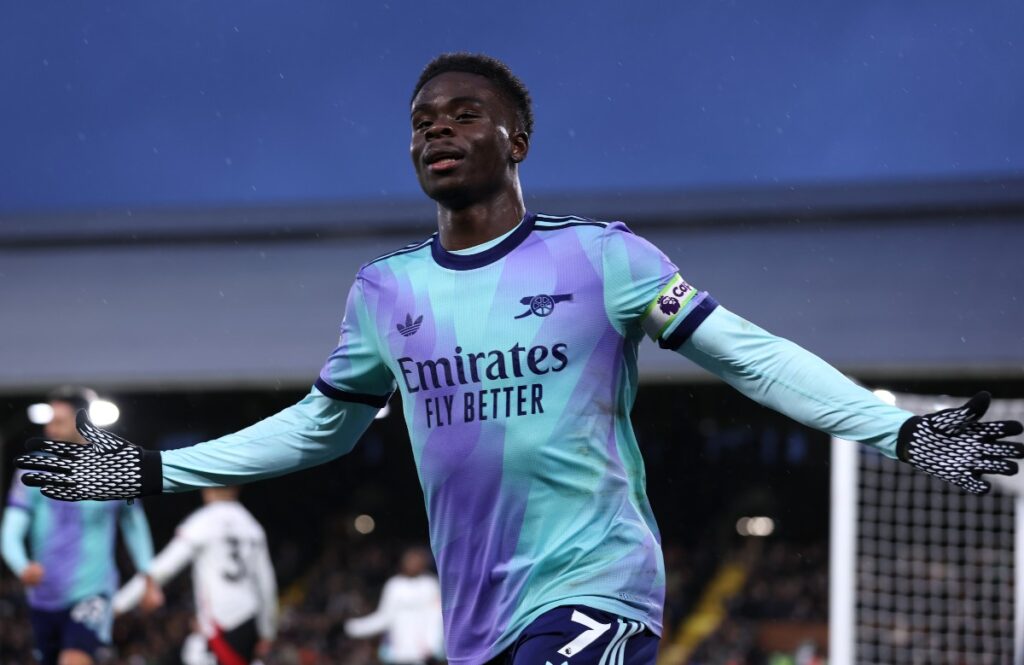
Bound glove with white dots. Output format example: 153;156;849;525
897;392;1024;495
16;410;162;501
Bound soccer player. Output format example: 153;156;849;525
112;486;278;665
1;386;157;665
345;546;444;665
17;54;1024;665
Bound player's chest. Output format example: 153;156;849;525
377;263;609;365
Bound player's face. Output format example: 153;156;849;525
45;401;82;442
410;72;526;207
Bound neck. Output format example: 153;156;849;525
435;185;526;251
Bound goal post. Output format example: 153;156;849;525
829;393;1024;665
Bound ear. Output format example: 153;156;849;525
509;130;530;164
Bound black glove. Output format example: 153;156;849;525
897;392;1024;494
16;410;162;501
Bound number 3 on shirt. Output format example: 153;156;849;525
222;536;248;582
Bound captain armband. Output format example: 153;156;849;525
640;274;719;349
641;274;698;339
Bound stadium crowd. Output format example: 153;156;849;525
687;541;828;665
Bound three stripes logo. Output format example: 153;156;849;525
397;313;424;337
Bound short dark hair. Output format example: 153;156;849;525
47;385;97;413
412;53;534;136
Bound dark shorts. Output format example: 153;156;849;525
487;605;659;665
208;617;259;665
29;595;112;665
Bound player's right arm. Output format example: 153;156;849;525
18;275;396;501
160;273;394;492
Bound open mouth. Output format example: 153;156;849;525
424;150;465;173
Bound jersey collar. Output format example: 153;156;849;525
430;212;536;271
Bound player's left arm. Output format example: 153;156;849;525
601;223;1024;494
118;501;155;574
677;308;1023;493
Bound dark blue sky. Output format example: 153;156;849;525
2;0;1022;213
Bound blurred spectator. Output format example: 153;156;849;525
344;547;443;665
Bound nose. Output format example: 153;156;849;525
425;118;454;141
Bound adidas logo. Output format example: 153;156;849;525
397;313;423;337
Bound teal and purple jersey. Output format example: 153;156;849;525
316;213;714;662
161;211;912;664
3;469;153;611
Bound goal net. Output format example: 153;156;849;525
830;392;1024;665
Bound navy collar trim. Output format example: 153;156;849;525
431;212;536;271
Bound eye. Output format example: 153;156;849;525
414;119;431;131
456;112;479;122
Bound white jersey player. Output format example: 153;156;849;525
114;487;277;665
345;547;444;665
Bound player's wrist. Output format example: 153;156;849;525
895;415;922;463
139;450;163;497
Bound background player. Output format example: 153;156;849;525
113;486;278;665
18;54;1023;664
1;386;157;665
345;546;444;665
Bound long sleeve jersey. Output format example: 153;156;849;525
157;213;912;664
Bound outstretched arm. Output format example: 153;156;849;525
598;222;1023;494
161;387;380;492
676;307;1023;493
16;389;382;501
678;305;911;455
17;273;396;501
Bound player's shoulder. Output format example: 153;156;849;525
360;234;436;274
532;212;632;242
533;212;610;232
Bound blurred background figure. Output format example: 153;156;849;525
113;486;278;665
0;386;157;665
345;546;443;665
